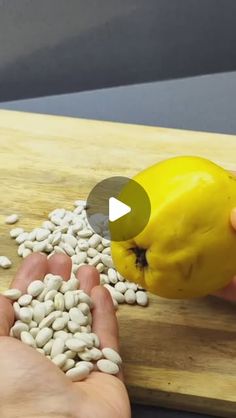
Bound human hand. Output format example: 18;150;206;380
0;253;131;418
213;208;236;302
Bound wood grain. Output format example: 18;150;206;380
0;110;236;417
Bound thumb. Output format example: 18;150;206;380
230;208;236;231
0;296;14;337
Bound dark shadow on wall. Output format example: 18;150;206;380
0;0;236;101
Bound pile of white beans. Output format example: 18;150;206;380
7;200;148;308
2;274;122;381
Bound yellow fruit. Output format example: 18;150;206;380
111;156;236;299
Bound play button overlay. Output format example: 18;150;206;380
86;176;151;241
109;197;131;222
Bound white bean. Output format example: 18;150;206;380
36;327;53;347
0;256;12;269
36;228;51;241
18;294;32;306
66;364;90;381
101;237;110;247
89;347;103;360
114;282;127;294
28;320;37;329
42;221;55;231
13;302;21;319
21;331;36;348
54;245;65;254
77;229;93;238
15;232;29;244
64;291;75;310
10;227;24;238
18;243;25;256
33;303;46;324
88;254;101;267
30;327;40;338
2;288;21;301
36;348;45;355
39;311;61;328
97;359;119;375
101;254;113;268
54;293;65;311
5;214;19;224
78;349;93;362
67;321;81;333
74;332;93;348
65;338;87;352
51;338;65;358
44;300;54;315
27;280;45;297
22;248;32;258
62;359;75;372
51;232;62;246
76;361;94;371
96;243;103;252
77;303;90;315
72;222;83;233
96;263;104;273
52;316;68;331
64;234;78;248
100;274;109;285
69;308;87;325
77;293;93;308
11;322;29;338
44;289;57;301
91;333;100;348
43;339;54;355
52;353;67;368
127;282;138;291
71;252;87;264
36;287;48;302
53;330;70;341
124;289;136;305
112;290;125;304
87;248;98;258
28;230;37;241
74;200;86;208
77;240;89;251
45;275;63;291
64;350;77;359
19;307;33;323
102;247;111;255
108;268;118;284
136;291;148;306
62;243;75;256
102;348;122;365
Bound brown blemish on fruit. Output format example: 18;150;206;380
130;247;148;268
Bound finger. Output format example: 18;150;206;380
91;286;123;379
11;253;48;292
213;277;236;302
47;253;72;280
77;265;100;295
91;286;119;351
230;208;236;230
0;296;14;336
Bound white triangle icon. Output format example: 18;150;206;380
109;197;131;222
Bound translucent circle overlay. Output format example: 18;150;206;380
86;176;151;241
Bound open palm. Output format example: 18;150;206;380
0;253;131;418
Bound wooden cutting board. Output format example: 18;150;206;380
0;110;236;417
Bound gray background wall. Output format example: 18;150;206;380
0;0;236;101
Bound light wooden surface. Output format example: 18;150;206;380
0;110;236;417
